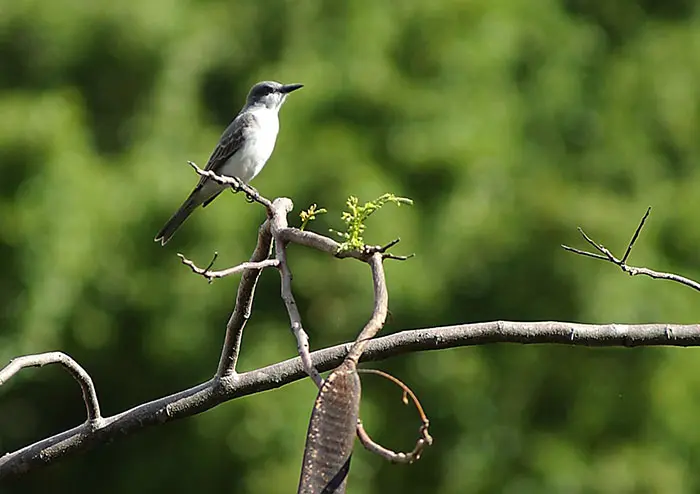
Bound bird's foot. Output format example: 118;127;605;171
244;185;260;203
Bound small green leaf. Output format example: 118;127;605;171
299;204;327;231
334;193;413;252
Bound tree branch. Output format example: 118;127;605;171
269;198;324;387
562;207;700;293
347;253;388;363
7;176;698;483
187;161;272;210
215;221;273;377
177;253;279;283
175;172;406;385
0;352;101;424
3;320;699;480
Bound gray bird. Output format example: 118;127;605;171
154;80;303;245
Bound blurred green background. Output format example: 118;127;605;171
1;0;700;492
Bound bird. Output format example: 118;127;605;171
154;80;303;245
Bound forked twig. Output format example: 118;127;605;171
178;253;279;283
562;207;700;293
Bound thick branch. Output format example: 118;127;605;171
347;253;388;363
215;221;273;377
0;352;101;423
3;320;699;479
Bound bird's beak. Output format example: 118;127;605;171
280;83;304;94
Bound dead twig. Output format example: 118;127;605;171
356;369;432;463
562;207;700;293
269;198;323;387
178;253;279;283
277;239;323;388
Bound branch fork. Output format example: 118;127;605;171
562;207;700;293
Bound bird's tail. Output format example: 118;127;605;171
154;192;200;246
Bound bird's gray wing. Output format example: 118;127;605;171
154;112;257;244
203;112;255;172
198;111;256;207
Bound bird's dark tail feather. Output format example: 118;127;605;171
154;194;199;246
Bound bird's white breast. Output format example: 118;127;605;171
222;107;280;184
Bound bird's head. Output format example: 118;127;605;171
246;81;303;111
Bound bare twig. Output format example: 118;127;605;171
187;161;272;210
178;253;279;283
383;252;415;261
203;251;219;272
622;206;651;263
360;238;414;261
215;221;274;377
562;208;700;293
371;237;401;253
2;321;700;479
356;369;432;463
356;421;432;464
277;240;323;388
0;352;101;424
269;198;323;387
357;369;430;433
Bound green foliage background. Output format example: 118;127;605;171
1;0;700;492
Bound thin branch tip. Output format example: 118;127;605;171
379;237;401;252
621;207;652;264
565;209;700;293
204;252;219;272
383;252;415;261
